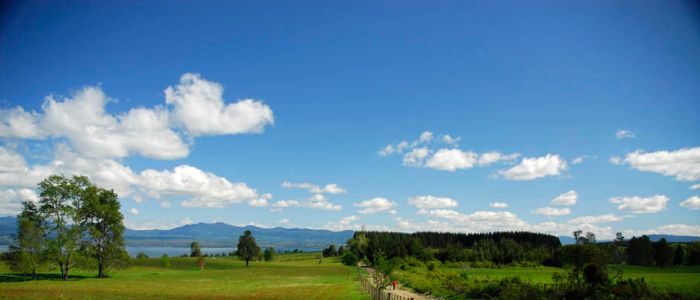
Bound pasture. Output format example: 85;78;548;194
394;263;700;298
0;252;369;300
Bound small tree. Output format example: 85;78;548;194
160;254;171;268
263;247;275;262
7;201;46;277
197;255;205;270
674;244;687;266
237;230;260;267
190;241;202;257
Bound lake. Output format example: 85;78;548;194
0;245;233;257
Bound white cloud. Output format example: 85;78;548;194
571;156;584;165
477;152;520;167
489;201;508;208
615;129;635;139
609;156;623;165
532;207;571;216
617;147;700;181
41;87;189;159
181;217;193;225
0;107;46;139
441;134;461;146
354;197;397;214
272;199;301;208
324;215;360;231
418;131;433;143
281;181;346;194
638;224;700;236
304;194;342;211
425;148;477;171
164;73;274;136
408;195;458;209
160;201;171;208
0;73;274;161
278;218;290;225
129;208;139;215
568;214;622;224
680;196;700;210
498;154;567;180
140;165;260;208
692;184;700;190
248;198;269;207
609;195;669;214
378;144;395;156
428;209;530;232
551;190;578;206
0;188;38;216
403;147;430;167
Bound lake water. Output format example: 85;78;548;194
0;245;234;258
0;245;319;257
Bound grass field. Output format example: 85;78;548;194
0;253;370;300
394;263;700;298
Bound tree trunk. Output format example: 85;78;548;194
246;258;249;267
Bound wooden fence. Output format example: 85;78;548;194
358;270;415;300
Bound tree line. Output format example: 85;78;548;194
4;175;128;279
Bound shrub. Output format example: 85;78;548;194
136;252;149;260
160;254;170;268
340;251;359;266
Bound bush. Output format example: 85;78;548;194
340;251;359;266
136;252;149;260
160;254;170;268
426;260;439;271
612;278;657;298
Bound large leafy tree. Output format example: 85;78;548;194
38;175;90;280
237;230;260;267
79;186;128;278
7;201;46;277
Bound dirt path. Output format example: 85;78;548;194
362;266;440;300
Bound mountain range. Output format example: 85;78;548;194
2;216;699;249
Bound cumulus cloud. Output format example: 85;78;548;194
498;154;567;180
354;197;397;214
140;165;260;208
637;224;700;236
408;195;458;209
272;194;341;211
0;188;38;216
278;218;290;225
489;201;508;208
477;152;520;167
680;196;700;210
441;134;461;146
164;73;274;136
324;215;360;231
609;195;669;214
692;184;700;190
129;208;139;215
615;129;635;139
425;149;477;171
403;147;430;166
0;73;274;160
0;107;46;139
281;181;346;194
615;147;700;181
428;209;530;232
567;214;622;224
532;207;571;217
551;190;578;206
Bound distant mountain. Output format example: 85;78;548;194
0;216;353;249
123;222;354;249
647;234;700;243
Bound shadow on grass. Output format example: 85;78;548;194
0;273;92;282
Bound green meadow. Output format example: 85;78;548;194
0;253;370;300
394;264;700;298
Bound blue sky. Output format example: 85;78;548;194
0;1;698;238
